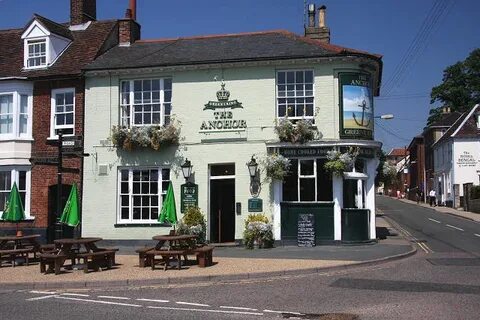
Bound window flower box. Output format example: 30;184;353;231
110;121;181;151
324;147;360;176
274;118;317;144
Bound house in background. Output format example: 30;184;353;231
406;135;425;201
0;0;138;241
432;104;480;208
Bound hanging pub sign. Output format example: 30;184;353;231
180;183;198;213
339;73;374;140
200;82;247;132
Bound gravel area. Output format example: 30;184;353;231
0;255;355;284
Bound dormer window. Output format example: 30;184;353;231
27;39;47;68
21;15;72;70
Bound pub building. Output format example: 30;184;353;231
81;4;383;244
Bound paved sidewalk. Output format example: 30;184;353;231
0;217;415;291
397;197;480;222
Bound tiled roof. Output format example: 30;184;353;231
28;14;73;40
0;19;117;79
85;30;382;71
433;104;480;146
428;111;463;127
388;148;408;157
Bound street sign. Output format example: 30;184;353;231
181;183;198;213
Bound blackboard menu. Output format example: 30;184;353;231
297;213;315;247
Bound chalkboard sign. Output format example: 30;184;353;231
297;213;315;247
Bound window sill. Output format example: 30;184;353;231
114;223;172;228
0;217;35;222
0;137;34;142
47;135;75;141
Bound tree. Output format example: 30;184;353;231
428;48;480;124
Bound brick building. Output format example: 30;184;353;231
0;0;138;241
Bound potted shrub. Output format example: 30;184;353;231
243;213;274;249
176;206;206;244
263;153;291;181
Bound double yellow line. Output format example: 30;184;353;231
386;217;434;253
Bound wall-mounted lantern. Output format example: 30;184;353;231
181;158;193;182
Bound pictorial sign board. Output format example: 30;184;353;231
180;183;198;213
297;213;315;247
248;198;263;212
339;73;374;140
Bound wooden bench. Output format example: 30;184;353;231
135;246;155;267
39;253;66;275
94;247;119;264
0;248;34;267
193;246;214;267
39;244;56;253
146;250;187;271
76;250;116;273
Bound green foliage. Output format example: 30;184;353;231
177;206;206;244
323;148;358;176
428;48;480;124
263;153;291;181
471;186;480;200
243;214;274;249
274;118;317;144
110;121;181;151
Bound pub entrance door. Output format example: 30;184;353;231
209;164;235;243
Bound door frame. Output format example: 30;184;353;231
208;164;235;242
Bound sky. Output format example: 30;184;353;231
1;0;478;152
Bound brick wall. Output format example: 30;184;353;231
30;78;84;229
118;19;141;45
70;0;96;25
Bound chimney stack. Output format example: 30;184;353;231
304;3;331;44
70;0;96;25
119;0;141;46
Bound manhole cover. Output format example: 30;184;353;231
282;313;359;320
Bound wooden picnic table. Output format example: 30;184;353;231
0;234;41;267
0;234;41;250
147;234;199;270
152;234;198;249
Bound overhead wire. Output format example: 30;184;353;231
381;0;453;97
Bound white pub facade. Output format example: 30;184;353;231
81;7;383;243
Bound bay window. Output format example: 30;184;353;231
118;167;170;223
0;93;31;139
276;70;314;121
120;78;172;127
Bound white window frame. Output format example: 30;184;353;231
297;158;317;202
276;69;315;122
120;78;172;128
117;167;170;224
50;88;75;139
24;38;48;69
0;92;32;139
0;167;32;219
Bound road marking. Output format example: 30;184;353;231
428;218;441;223
176;301;210;307
55;296;141;307
136;298;169;303
264;309;303;315
29;291;57;295
446;224;464;231
97;295;130;300
386;217;434;253
61;293;89;297
220;306;259;311
147;305;264;316
475;234;480;238
26;295;58;301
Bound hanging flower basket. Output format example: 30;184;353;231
262;153;291;181
324;147;360;176
274;118;317;144
111;121;181;151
